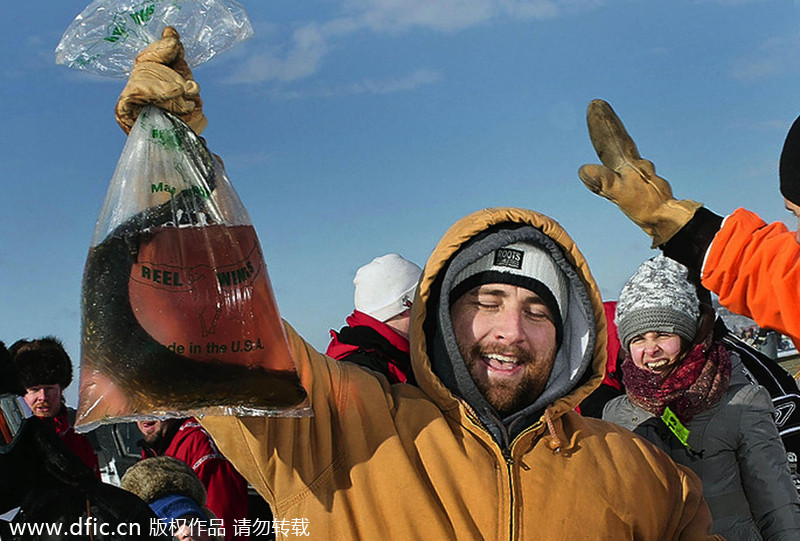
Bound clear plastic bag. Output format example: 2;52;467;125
55;0;253;78
58;2;310;430
76;107;310;431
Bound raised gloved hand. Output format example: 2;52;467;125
115;26;208;135
578;99;702;248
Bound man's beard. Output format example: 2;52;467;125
141;431;161;445
460;341;542;417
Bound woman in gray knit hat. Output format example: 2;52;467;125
603;255;800;541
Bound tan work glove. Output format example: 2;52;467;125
115;26;208;135
578;99;702;247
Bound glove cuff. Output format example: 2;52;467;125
649;199;703;247
661;206;723;271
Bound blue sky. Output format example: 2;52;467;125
2;0;800;406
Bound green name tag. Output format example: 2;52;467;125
661;407;691;448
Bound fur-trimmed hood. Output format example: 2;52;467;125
121;456;223;541
121;456;207;507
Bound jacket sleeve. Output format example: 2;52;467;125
194;457;249;541
662;207;724;275
674;464;726;541
200;321;395;515
170;425;249;540
735;384;800;540
700;208;800;347
82;436;101;480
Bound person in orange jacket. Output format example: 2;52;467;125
579;99;800;349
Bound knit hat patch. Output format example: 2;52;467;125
354;253;422;322
615;255;699;349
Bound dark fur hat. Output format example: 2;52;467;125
10;337;72;390
0;341;25;396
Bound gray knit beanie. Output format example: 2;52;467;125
450;241;569;345
615;255;699;349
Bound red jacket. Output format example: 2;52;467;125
600;301;623;391
142;418;249;541
52;406;100;479
702;208;800;348
326;310;413;384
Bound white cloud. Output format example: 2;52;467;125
226;1;606;87
226;23;328;84
500;0;560;20
342;0;602;31
729;33;800;81
271;69;443;99
352;68;443;94
344;0;497;32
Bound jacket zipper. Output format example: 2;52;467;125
503;448;515;541
503;423;547;540
464;407;547;541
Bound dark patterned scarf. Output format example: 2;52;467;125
621;341;731;423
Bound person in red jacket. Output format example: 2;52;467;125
579;99;800;349
326;253;422;384
137;417;248;541
10;336;100;478
576;301;625;417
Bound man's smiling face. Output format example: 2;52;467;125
450;283;558;416
23;384;62;419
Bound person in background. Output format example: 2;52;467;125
122;456;223;541
579;99;800;348
136;417;248;541
10;336;100;478
114;27;723;540
326;253;422;384
0;340;167;540
576;301;625;417
580;299;800;490
603;255;800;540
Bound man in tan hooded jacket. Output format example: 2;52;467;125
116;29;720;541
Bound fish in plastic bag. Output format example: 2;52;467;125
76;106;309;431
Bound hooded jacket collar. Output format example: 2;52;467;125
410;208;607;448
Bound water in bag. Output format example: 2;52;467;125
76;106;308;431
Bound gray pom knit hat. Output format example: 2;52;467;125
615;255;700;349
